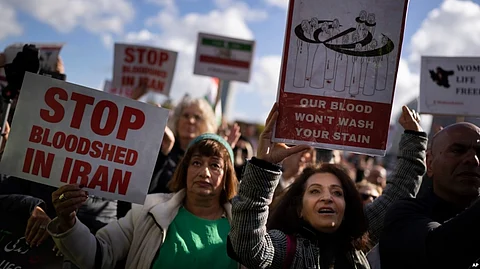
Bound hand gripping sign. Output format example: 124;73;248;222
0;73;169;204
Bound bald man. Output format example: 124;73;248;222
379;122;480;269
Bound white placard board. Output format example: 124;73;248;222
272;0;407;156
113;43;178;96
420;56;480;117
0;73;169;204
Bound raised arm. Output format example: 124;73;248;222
229;159;286;269
364;106;427;243
228;103;311;269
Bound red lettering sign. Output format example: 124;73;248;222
40;87;146;141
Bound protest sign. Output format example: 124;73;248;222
273;0;407;156
112;43;177;96
0;73;168;204
419;56;480;117
194;33;255;83
103;80;133;98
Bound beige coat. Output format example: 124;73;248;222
48;190;234;269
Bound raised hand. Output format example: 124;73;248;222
131;80;148;100
257;103;311;164
399;106;422;132
52;184;88;232
25;206;51;247
161;126;175;155
56;56;65;74
225;123;241;149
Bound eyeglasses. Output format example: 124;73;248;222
181;113;203;122
361;193;378;201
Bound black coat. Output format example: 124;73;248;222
148;140;184;194
380;188;480;269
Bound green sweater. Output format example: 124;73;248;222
152;206;237;269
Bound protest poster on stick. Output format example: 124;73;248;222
419;56;480;117
0;73;169;204
194;33;255;83
273;0;408;156
112;43;177;96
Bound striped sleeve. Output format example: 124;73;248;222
229;159;288;269
364;132;427;243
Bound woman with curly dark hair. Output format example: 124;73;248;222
267;164;370;267
228;103;370;269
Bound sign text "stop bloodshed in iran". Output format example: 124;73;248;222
113;43;178;96
0;73;168;204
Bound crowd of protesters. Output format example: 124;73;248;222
0;43;479;269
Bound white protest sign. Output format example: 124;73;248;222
0;73;168;204
272;0;407;156
194;33;255;83
419;56;480;117
103;80;133;98
112;43;178;96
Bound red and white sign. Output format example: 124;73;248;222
112;43;178;96
0;73;169;204
273;0;408;156
103;80;133;98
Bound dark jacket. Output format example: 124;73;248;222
0;177;57;218
148;140;184;194
0;177;117;234
0;194;45;219
380;188;480;269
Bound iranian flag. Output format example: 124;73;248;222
204;77;223;125
199;37;252;69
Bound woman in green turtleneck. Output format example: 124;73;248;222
49;134;239;269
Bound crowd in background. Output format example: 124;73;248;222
0;46;478;269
